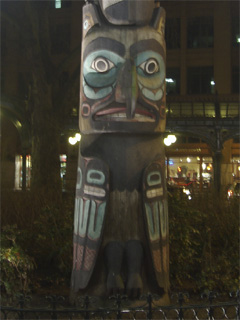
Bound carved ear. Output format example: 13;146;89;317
150;6;166;36
82;3;101;39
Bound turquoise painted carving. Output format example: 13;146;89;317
144;201;163;241
87;169;105;185
79;2;166;134
74;195;107;240
147;171;161;186
76;167;82;190
71;154;109;291
88;202;106;240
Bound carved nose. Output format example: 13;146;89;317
115;60;138;119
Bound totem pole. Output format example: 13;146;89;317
71;0;169;301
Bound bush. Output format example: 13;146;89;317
1;191;74;293
169;189;239;293
0;225;35;296
1;189;238;296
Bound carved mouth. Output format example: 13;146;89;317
84;185;106;197
146;187;163;199
94;107;156;122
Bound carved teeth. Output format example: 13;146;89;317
97;113;155;122
84;185;106;197
146;187;163;198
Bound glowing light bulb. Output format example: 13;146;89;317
68;137;77;145
75;133;81;141
164;138;171;146
168;135;177;143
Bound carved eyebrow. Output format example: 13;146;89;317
130;39;165;60
83;37;125;60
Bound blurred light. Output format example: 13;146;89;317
164;134;177;146
237;37;240;43
60;154;67;162
164;138;171;146
16;120;22;129
68;137;77;145
228;189;233;198
238;166;240;171
211;81;215;86
177;166;182;173
183;188;190;195
168;135;177;143
166;78;174;83
68;133;81;145
55;0;61;9
75;133;81;142
202;163;206;170
187;157;191;163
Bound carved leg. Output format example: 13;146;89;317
104;241;124;295
125;240;143;298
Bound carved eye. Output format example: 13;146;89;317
139;58;159;75
91;57;115;73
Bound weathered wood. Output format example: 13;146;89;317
71;0;169;301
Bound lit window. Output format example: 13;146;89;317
52;0;71;9
167;156;213;189
55;0;61;9
60;154;67;190
15;155;31;190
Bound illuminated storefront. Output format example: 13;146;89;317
165;134;214;191
166;156;213;190
14;154;67;190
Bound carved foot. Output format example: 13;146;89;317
107;272;124;295
126;272;143;298
105;241;124;296
125;240;143;299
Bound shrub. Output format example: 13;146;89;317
169;189;239;293
1;191;74;293
1;189;238;295
0;225;35;296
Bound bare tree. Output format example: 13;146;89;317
2;0;81;200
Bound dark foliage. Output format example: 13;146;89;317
1;189;239;298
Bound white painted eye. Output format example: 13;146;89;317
91;57;115;73
139;58;159;75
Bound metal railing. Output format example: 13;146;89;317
166;102;239;118
1;290;239;320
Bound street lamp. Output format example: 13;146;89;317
164;134;177;146
68;133;81;145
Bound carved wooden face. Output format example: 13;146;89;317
79;4;166;134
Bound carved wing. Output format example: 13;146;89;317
142;160;169;291
71;151;109;291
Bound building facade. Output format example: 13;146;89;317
163;0;239;191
